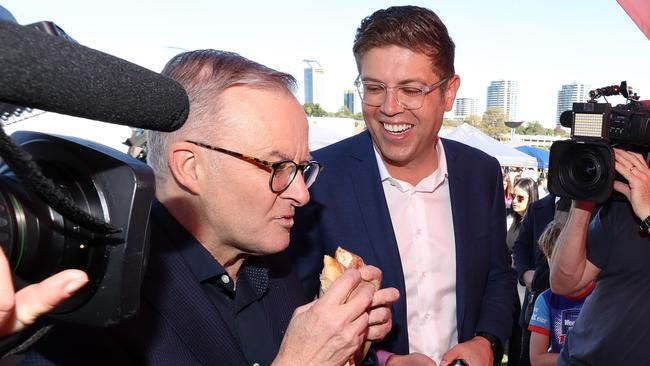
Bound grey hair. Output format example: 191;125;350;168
146;50;297;183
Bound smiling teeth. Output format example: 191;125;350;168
383;123;412;133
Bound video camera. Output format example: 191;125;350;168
548;81;650;203
0;8;188;327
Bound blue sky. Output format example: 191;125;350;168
3;0;650;130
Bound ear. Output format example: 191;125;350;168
167;141;203;195
443;74;461;112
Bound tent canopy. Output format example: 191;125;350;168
443;123;538;168
515;145;550;169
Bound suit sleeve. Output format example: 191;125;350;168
475;163;518;347
513;208;535;283
532;249;550;293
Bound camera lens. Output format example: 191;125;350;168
0;163;107;312
569;153;603;188
549;140;615;202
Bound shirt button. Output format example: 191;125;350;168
252;363;260;366
221;274;230;284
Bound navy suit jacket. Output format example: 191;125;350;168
24;202;307;366
290;131;517;354
512;193;556;325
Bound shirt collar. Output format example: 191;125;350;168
373;138;449;192
153;201;269;297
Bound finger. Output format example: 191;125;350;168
319;269;362;306
440;348;462;366
13;269;88;332
344;281;375;314
0;249;16;326
346;308;370;341
367;308;392;341
368;305;391;325
358;265;382;284
370;287;400;308
626;151;649;169
614;149;637;171
613;180;632;200
615;159;635;181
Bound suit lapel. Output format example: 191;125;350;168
443;139;471;336
346;132;409;351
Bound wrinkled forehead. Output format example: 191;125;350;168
217;86;309;160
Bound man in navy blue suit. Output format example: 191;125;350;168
22;50;399;365
290;6;517;366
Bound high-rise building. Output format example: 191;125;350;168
343;89;361;114
486;79;518;121
454;98;479;119
556;83;591;128
303;59;325;105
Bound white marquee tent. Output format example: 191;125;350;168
443;123;538;168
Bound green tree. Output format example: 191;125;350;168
464;114;482;128
481;108;509;138
333;106;353;118
303;103;328;117
516;121;547;135
443;118;462;128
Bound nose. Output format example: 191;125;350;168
281;171;310;207
380;87;405;115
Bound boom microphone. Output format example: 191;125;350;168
0;20;189;132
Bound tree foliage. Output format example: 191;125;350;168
443;118;463;128
516;121;548;135
481;108;509;138
303;103;327;117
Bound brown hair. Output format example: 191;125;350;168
353;6;455;80
146;50;296;181
504;175;513;197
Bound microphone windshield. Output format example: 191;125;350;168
0;20;189;132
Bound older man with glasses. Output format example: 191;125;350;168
290;6;517;366
22;50;399;365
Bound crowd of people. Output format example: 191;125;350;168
1;4;649;366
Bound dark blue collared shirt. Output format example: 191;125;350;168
157;204;277;366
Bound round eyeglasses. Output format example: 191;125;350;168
186;140;323;193
354;76;451;110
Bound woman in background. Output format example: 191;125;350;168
507;178;539;252
505;177;538;366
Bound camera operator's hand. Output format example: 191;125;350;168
0;249;88;337
613;148;650;223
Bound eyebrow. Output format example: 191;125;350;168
361;76;429;85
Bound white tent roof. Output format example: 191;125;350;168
444;123;538;168
308;122;349;151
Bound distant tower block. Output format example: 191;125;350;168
303;59;325;105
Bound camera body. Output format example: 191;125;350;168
548;82;650;203
0;131;154;326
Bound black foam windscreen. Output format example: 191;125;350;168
0;20;189;132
